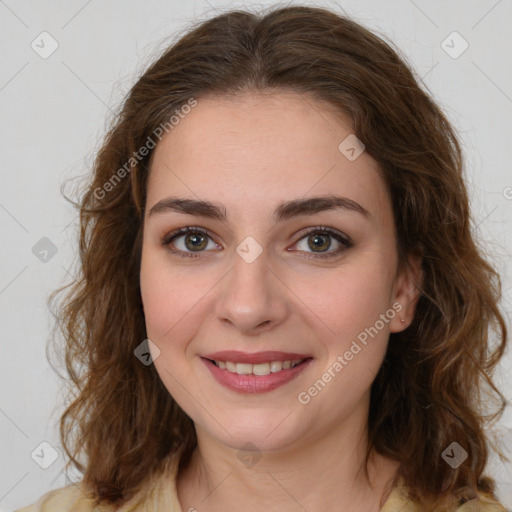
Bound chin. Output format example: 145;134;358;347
200;408;307;454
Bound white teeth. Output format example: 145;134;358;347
253;362;270;376
236;363;253;375
214;359;305;375
270;361;283;373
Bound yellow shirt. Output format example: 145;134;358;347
15;450;508;512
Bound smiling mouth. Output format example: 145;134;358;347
206;358;311;376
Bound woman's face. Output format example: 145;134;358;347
140;91;416;453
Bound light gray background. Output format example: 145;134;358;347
1;1;511;510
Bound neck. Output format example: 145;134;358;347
177;404;399;512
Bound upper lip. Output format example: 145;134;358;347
202;351;312;364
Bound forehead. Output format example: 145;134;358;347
146;91;390;224
151;91;353;164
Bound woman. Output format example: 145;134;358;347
17;5;509;512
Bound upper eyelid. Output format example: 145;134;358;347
294;225;351;243
164;225;352;249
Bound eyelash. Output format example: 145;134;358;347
161;226;353;260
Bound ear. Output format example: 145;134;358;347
389;253;423;333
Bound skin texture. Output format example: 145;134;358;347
139;91;421;512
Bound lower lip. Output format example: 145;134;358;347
201;357;312;393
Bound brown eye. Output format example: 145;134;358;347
182;232;208;251
307;232;332;252
293;227;352;260
162;227;218;258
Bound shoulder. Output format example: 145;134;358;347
15;449;184;512
455;493;510;512
14;482;112;512
382;479;509;512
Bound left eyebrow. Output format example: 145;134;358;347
147;195;371;222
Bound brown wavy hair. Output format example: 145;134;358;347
48;4;508;510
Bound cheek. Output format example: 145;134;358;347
296;269;393;413
292;260;394;340
139;252;205;402
140;249;201;346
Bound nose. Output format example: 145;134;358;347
214;245;289;335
